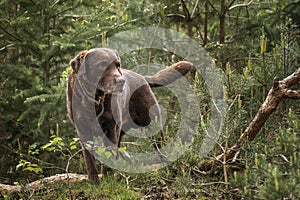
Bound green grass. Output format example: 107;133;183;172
2;175;140;200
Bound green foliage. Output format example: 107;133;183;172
15;134;81;179
16;159;43;174
232;109;300;199
0;0;299;199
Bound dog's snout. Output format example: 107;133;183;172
116;77;125;85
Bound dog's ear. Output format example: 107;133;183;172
81;49;104;84
69;50;88;73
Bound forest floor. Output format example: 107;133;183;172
0;171;239;200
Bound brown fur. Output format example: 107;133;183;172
67;48;192;182
67;50;87;122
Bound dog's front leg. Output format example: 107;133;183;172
104;123;120;148
110;93;125;157
81;143;99;183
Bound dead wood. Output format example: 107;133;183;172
0;173;102;194
199;68;300;172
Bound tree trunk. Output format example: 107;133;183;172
219;0;226;44
204;0;209;45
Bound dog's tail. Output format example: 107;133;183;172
144;61;193;88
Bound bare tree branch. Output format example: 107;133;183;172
199;68;300;172
166;13;186;19
0;24;23;43
228;0;238;10
191;0;199;19
285;90;300;98
181;0;191;20
229;0;253;10
207;0;220;15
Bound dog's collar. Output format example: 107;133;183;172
73;66;113;120
96;94;105;105
75;75;107;118
96;93;105;119
76;76;97;103
95;90;106;106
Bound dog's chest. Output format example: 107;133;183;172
95;92;128;121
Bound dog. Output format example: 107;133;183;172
67;48;192;182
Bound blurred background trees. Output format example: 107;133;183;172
0;0;299;199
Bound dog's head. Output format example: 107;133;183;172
71;48;125;94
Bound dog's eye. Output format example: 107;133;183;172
116;62;120;68
115;62;122;74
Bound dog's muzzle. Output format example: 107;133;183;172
97;77;125;94
114;77;125;93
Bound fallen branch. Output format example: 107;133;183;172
199;68;300;171
0;173;102;194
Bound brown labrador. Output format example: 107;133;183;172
67;48;192;182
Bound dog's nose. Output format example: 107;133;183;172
116;77;125;85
